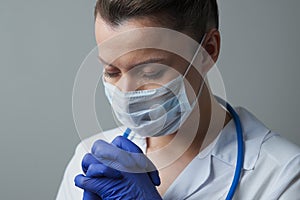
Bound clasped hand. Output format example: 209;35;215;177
74;136;162;200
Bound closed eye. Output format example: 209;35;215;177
103;71;121;78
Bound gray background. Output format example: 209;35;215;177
0;0;299;199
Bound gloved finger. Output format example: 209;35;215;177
111;136;143;153
83;191;102;200
75;174;119;196
86;163;123;179
112;136;149;169
75;174;99;192
112;136;161;185
82;153;101;174
112;136;157;172
91;139;136;170
148;170;161;186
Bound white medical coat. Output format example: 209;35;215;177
56;107;300;199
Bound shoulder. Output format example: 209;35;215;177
235;107;300;168
261;132;300;166
250;132;300;199
234;108;300;199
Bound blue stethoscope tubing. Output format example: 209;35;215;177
215;96;244;200
123;97;244;200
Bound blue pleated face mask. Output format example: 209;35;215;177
103;36;206;137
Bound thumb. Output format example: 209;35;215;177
112;136;161;185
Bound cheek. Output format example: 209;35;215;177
162;69;181;82
169;56;190;76
184;66;205;104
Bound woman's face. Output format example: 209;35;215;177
94;15;200;92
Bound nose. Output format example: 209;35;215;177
116;75;138;92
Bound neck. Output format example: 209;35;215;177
146;84;231;167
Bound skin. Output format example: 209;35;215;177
95;15;231;195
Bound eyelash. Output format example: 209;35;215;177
103;71;120;79
103;70;165;80
142;70;164;79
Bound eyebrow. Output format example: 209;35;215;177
97;55;166;69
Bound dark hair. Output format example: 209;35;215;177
94;0;219;37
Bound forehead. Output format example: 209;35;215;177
94;16;199;66
94;16;169;60
95;16;158;44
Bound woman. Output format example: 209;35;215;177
57;0;300;199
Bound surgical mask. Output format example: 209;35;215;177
103;36;206;137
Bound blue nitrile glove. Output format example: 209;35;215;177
82;191;102;200
80;153;125;200
81;138;160;185
81;153;123;200
75;136;162;200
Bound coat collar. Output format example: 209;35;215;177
211;107;271;170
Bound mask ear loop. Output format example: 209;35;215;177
182;34;207;108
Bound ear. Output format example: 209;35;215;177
203;29;220;63
198;28;221;74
